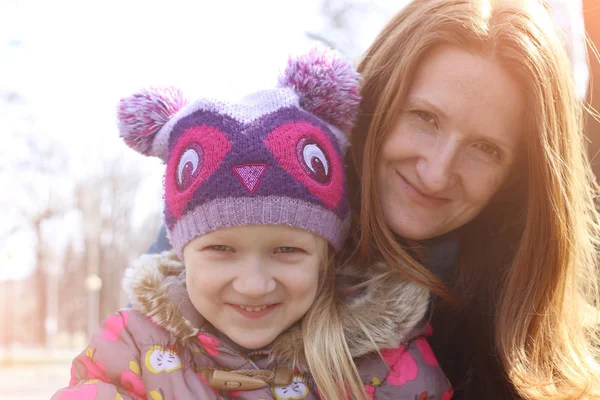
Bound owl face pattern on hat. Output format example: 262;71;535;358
117;47;361;258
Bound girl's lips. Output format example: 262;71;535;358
397;172;450;208
228;303;280;319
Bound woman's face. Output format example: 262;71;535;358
377;45;526;240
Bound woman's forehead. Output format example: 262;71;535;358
406;45;526;148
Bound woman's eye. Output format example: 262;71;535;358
412;110;437;126
275;247;298;254
475;142;502;159
209;245;234;252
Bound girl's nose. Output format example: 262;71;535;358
231;259;276;297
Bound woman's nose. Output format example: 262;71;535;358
231;259;276;297
416;138;458;193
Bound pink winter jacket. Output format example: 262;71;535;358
51;251;452;399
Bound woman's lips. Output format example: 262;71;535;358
397;172;450;208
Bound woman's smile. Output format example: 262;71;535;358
395;171;450;208
377;45;524;240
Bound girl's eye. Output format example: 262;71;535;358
275;247;298;254
475;142;502;159
209;245;234;252
412;110;437;126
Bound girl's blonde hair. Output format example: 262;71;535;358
347;0;600;398
302;244;369;400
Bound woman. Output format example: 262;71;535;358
346;0;600;398
144;0;600;398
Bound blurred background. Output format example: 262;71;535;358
1;0;600;399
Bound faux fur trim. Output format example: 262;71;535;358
122;251;200;346
269;261;430;368
336;261;430;357
123;251;430;365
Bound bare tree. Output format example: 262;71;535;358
30;205;63;345
306;0;395;60
307;0;369;57
74;157;161;336
58;242;86;335
2;60;161;349
1;87;68;345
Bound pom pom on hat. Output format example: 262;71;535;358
278;47;361;130
117;86;188;156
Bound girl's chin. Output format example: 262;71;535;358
229;334;276;350
226;324;294;351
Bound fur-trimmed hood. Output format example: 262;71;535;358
123;250;430;367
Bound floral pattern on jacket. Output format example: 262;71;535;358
51;251;452;399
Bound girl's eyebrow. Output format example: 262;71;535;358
272;235;314;247
269;232;318;248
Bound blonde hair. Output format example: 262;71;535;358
348;0;600;398
302;245;369;400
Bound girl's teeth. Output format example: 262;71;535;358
239;305;269;312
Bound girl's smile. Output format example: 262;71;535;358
228;303;280;319
183;225;325;349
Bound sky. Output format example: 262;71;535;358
0;0;406;280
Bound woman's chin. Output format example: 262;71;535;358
385;214;438;241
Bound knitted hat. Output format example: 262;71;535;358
117;47;361;258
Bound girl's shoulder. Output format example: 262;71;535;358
337;260;431;357
356;329;453;400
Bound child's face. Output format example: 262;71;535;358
183;225;326;350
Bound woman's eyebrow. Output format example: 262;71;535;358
409;96;519;153
406;96;449;120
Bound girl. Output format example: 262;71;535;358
51;48;451;400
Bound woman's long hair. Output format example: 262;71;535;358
348;0;600;398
